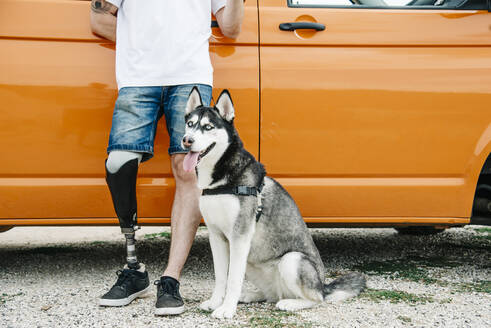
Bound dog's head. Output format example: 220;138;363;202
182;87;236;172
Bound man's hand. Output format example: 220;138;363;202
215;0;245;39
90;0;118;42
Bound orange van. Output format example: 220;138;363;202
1;0;490;233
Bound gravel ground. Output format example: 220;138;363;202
0;225;490;328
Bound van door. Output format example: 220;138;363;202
258;0;491;223
0;0;259;225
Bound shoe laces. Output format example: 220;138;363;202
154;278;178;297
115;269;135;287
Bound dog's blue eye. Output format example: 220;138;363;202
187;121;193;127
204;124;214;131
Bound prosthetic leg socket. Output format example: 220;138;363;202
105;158;141;270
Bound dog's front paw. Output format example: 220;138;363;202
211;304;237;319
200;298;222;312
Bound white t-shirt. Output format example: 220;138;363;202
107;0;226;89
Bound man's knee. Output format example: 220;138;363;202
106;151;143;173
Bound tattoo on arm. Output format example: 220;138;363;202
91;0;117;15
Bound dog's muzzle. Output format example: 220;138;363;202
182;135;194;149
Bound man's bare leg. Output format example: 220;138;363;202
155;153;201;315
163;153;202;280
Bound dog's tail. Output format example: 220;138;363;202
323;272;366;302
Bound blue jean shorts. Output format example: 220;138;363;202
107;84;212;162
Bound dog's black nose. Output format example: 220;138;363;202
182;136;194;149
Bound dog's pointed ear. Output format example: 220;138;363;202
185;87;203;115
215;89;235;122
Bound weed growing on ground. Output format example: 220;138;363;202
0;292;23;304
439;298;453;304
361;288;434;304
472;234;491;241
143;231;171;240
193;308;212;315
397;315;412;323
192;306;311;328
353;258;434;284
473;227;491;234
456;281;491;294
471;227;491;241
353;256;464;284
248;310;311;328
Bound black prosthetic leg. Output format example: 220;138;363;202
105;158;140;270
100;158;151;307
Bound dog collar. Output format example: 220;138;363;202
202;184;262;196
202;180;265;221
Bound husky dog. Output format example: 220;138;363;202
182;88;366;319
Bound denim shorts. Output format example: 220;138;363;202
107;84;212;162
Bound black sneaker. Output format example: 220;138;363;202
154;276;185;315
99;267;151;307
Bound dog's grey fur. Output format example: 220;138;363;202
182;88;366;319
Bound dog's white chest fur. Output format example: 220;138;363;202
199;195;240;237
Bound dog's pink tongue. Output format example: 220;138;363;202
183;152;199;172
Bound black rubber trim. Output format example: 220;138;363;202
286;0;486;9
279;22;326;31
470;216;491;225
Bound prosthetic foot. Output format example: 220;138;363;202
100;158;150;306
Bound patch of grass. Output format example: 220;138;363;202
89;241;106;246
439;298;453;304
0;292;23;304
191;304;311;327
249;314;285;328
397;315;412;323
440;241;491;253
353;256;463;284
249;312;311;328
246;309;311;328
360;288;434;304
472;234;491;241
192;306;310;328
456;281;491;294
473;227;491;233
143;231;171;240
354;259;434;284
470;227;491;241
414;256;462;268
193;308;212;315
